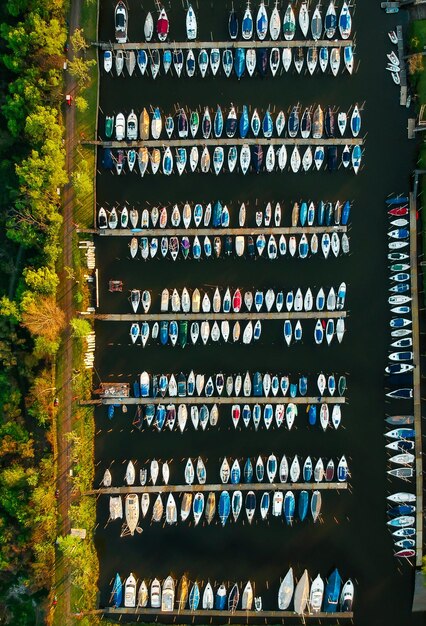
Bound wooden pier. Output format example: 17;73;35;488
79;606;354;620
92;311;347;322
397;25;407;106
86;137;362;148
409;191;423;567
89;225;348;237
84;395;345;406
97;39;354;51
86;482;348;496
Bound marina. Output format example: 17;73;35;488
88;1;422;625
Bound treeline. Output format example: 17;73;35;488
0;0;69;622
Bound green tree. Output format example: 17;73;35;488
74;95;88;113
70;28;90;54
67;56;96;87
23;266;59;295
70;317;92;338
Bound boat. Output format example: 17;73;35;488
339;1;352;39
311;5;323;40
215;584;227;610
325;1;337;38
283;3;296;40
311;490;322;522
161;576;175;611
282;47;292;71
330;47;340;76
189;582;200;610
228;583;240;612
115;1;127;43
294;570;309;614
125;493;141;535
157;8;169;42
229;8;239;39
245;490;256;523
242;581;253;610
137;580;148;608
324;568;342;613
192;492;204;525
112;573;123;607
310;574;324;613
223;48;233;77
284;491;295;525
219;490;231;525
278;568;294;610
186;4;197;40
299;1;309;37
203;582;214;609
205;492;216;524
177;576;189;611
344;45;354;74
242;3;253;40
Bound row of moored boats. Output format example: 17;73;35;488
111;567;354;614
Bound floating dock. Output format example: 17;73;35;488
409;191;423;567
96;39;354;51
79;607;354;619
87;225;348;237
84;395;345;406
397;25;407;106
91;311;346;322
86;137;362;148
86;482;348;496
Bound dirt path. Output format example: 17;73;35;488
54;0;81;622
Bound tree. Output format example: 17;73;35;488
23;266;59;295
21;296;65;341
67;57;96;87
0;296;21;322
70;28;90;54
74;95;88;113
70;317;92;338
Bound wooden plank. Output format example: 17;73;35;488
409;192;423;567
86;137;362;148
85;482;348;496
89;311;347;321
97;396;345;406
97;226;347;237
98;607;354;619
96;40;354;51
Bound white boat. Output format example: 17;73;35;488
299;1;309;37
144;12;154;41
278;568;294;610
151;578;161;607
203;582;214;609
273;491;283;516
141;493;149;518
186;5;197;40
165;493;177;524
220;457;230;483
124;573;137;607
125;460;135;485
161;576;175;611
109;495;122;520
242;581;254;610
270;5;281;40
294;570;309;614
309;574;324;613
138;581;148;607
125;493;141;535
150;459;159;485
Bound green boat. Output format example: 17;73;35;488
338;375;347;396
105;115;114;138
179;320;188;348
190;110;199;138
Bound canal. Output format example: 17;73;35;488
93;1;421;625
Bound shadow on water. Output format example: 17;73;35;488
92;2;423;625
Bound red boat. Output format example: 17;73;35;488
231;405;240;428
388;206;408;217
232;288;242;312
394;549;415;558
157;8;169;41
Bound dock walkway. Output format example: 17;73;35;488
397;25;407;106
96;39;354;51
92;311;347;322
409;191;423;567
86;137;361;148
86;482;348;496
80;607;354;619
85;225;348;237
85;395;345;406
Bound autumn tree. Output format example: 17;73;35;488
21;296;65;341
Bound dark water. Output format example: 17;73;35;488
94;2;422;624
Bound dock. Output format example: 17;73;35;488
409;191;423;567
85;395;345;406
91;311;346;322
86;138;362;148
78;607;354;619
85;482;348;496
85;225;348;237
96;39;354;51
396;25;407;106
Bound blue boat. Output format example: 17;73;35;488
151;375;158;398
283;491;295;525
390;283;409;293
218;490;231;526
288;107;299;136
317;200;325;225
111;573;123;607
189;582;200;610
163;49;172;71
215;584;227;610
327;146;338;171
299;202;308;226
341;200;351;225
160;320;169;345
234;48;245;78
393;527;415;537
169;320;178;344
387;428;415;439
137;49;148;73
289;383;297;398
212;201;223;227
242;404;251;425
229;8;239;39
307;203;315;225
308;405;317;426
253;404;261;427
325;202;333;226
242;7;253;39
244;458;253;483
390;228;409;239
231;460;241;484
252;145;263;173
386;196;409;206
155;404;166;430
262;110;273;138
303;457;313;481
299;376;308;396
222;48;233;76
256;48;268;75
239;105;249;138
253;372;263;396
133;381;140;397
324;568;342;613
214;106;223;138
298;490;309;521
388;504;415;517
108;405;115;419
